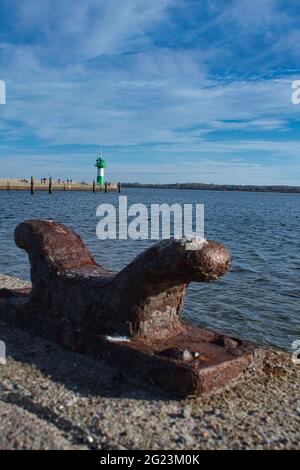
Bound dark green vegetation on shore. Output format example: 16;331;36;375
123;183;300;194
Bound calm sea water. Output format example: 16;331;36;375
0;188;299;352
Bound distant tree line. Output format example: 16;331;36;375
122;182;300;194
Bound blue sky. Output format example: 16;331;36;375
0;0;300;184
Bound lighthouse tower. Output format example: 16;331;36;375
95;150;107;186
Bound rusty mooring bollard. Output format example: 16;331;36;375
0;220;264;396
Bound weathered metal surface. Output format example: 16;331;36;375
0;219;264;396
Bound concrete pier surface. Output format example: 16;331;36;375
0;274;299;450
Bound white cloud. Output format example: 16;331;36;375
6;0;172;60
0;0;300;184
1;65;295;146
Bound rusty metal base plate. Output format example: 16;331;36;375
0;288;264;397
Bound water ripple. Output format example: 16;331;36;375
0;188;299;352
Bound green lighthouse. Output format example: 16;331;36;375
95;150;107;186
